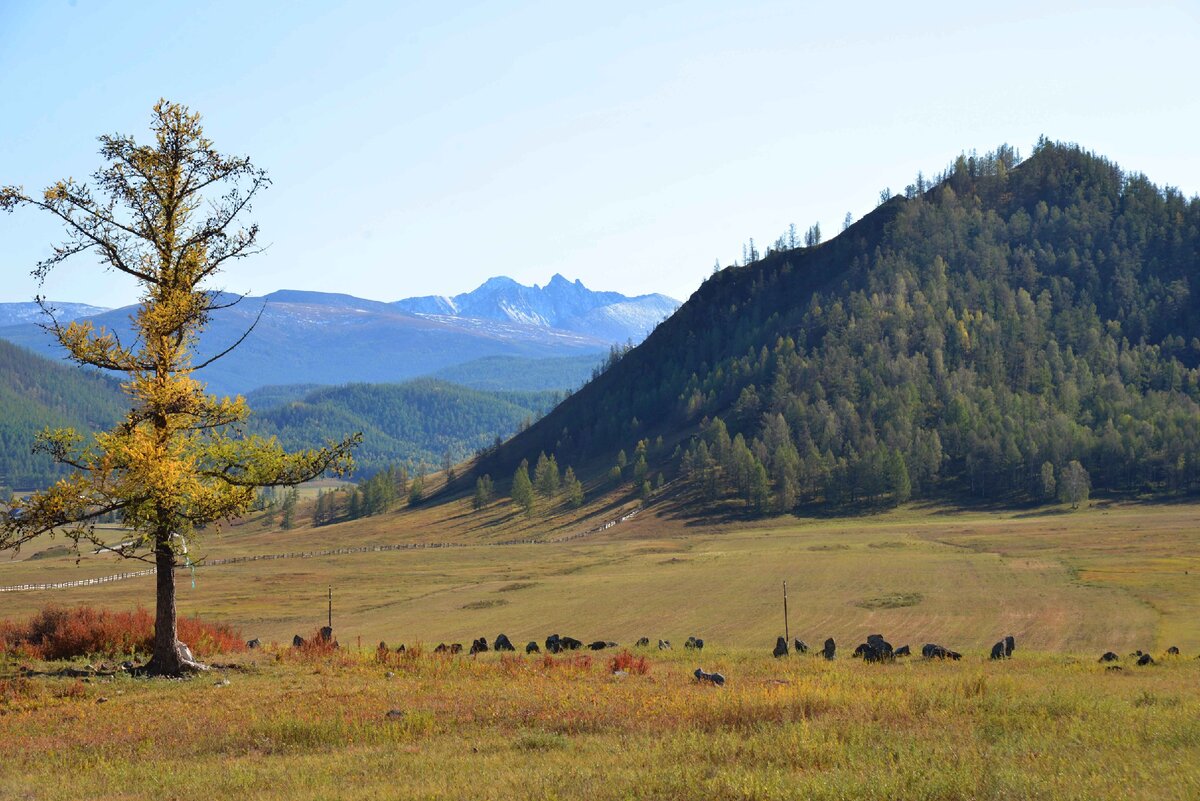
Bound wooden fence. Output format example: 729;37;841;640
0;508;641;593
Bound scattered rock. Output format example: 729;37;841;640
96;697;109;704
1137;653;1155;666
1106;665;1124;672
526;641;540;654
292;635;306;648
636;637;650;648
469;637;489;655
319;626;333;643
1004;635;1016;657
385;709;405;720
385;671;395;678
1167;646;1180;656
693;667;725;687
1098;651;1119;663
494;634;515;652
990;641;1006;660
773;637;788;658
893;645;911;657
588;641;610;651
434;643;448;653
449;643;463;654
823;638;836;660
793;639;808;654
658;639;672;650
684;636;704;651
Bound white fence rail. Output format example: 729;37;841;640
0;508;642;593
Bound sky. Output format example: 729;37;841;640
1;0;1198;309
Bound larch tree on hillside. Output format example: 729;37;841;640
0;101;359;675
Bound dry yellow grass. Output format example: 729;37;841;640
1;497;1197;656
1;646;1197;801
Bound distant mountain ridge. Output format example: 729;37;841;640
0;302;109;328
394;274;678;342
0;277;676;396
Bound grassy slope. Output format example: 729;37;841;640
1;647;1197;800
2;494;1197;656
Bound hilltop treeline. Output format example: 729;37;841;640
477;141;1200;509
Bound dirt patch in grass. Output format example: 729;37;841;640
496;582;537;593
460;599;509;611
806;544;850;551
658;558;689;565
867;541;909;549
855;592;923;610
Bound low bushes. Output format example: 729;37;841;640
0;605;245;660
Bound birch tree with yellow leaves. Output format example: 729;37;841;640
0;101;359;675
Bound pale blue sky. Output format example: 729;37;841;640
2;0;1198;308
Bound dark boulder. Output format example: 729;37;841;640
395;644;406;653
685;636;704;650
822;638;836;660
545;634;562;654
990;641;1005;660
693;667;726;687
658;639;672;650
449;643;463;654
246;638;261;649
560;636;583;651
773;637;788;658
588;641;610;651
494;634;515;652
319;626;334;643
1137;653;1154;666
1098;651;1119;663
636;637;650;647
794;639;808;654
434;643;448;653
526;641;540;654
1004;635;1016;657
1167;646;1180;656
470;637;489;655
292;635;306;648
894;645;911;657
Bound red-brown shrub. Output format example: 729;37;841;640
0;605;245;660
607;649;650;675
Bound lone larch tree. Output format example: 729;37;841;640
0;101;359;675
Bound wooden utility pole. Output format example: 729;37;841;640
783;581;790;645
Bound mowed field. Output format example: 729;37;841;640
2;498;1198;657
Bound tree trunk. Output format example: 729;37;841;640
144;535;207;675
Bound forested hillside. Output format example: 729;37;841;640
0;340;558;488
249;380;559;477
0;340;126;490
471;141;1200;511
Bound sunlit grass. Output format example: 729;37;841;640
1;646;1197;800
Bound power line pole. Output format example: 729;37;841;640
783;581;790;645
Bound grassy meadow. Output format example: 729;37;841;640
2;498;1197;655
2;645;1198;800
3;496;1200;799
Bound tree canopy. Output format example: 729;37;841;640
0;101;358;674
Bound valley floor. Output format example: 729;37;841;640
2;500;1197;655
